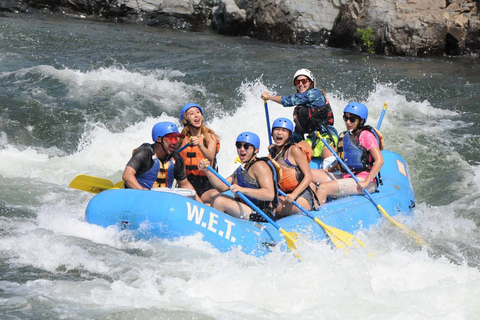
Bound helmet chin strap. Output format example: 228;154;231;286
155;137;169;158
352;120;366;135
245;150;258;165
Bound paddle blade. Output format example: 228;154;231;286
69;175;115;194
378;205;428;246
279;229;301;259
314;217;366;252
114;180;125;189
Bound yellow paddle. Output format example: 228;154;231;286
72;142;187;193
205;165;300;258
69;175;117;193
114;180;125;188
319;132;428;246
277;189;365;253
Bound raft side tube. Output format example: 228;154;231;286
84;150;415;255
85;189;290;255
277;151;415;237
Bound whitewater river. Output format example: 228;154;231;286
1;12;480;319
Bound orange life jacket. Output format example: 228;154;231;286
268;143;309;192
179;138;220;176
295;140;312;163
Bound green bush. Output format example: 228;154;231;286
357;27;374;54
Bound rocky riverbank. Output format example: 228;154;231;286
2;0;479;56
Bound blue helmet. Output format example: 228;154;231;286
152;121;184;142
180;102;203;123
272;117;294;134
236;132;260;150
344;102;368;122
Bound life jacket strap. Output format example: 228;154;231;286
156;178;166;185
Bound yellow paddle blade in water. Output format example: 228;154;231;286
314;217;366;253
69;175;116;193
277;189;369;255
377;205;429;246
279;229;300;259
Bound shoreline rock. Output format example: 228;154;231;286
1;0;479;56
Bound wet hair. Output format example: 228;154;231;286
181;123;221;145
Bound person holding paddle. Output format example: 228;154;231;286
261;69;334;140
315;102;384;205
198;132;279;221
178;102;221;204
122;121;197;195
261;68;339;169
268;117;317;217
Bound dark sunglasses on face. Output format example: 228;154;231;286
235;142;253;150
343;114;358;123
294;78;310;86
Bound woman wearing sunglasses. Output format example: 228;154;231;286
314;102;384;205
178;102;221;204
122;121;197;196
268;118;317;217
261;69;338;169
199;132;279;222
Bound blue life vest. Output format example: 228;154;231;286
337;125;380;174
136;157;175;189
234;157;279;210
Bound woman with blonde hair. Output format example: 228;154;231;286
178;103;221;204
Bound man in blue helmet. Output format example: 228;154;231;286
199;132;279;221
122;121;196;194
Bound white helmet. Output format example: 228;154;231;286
293;68;316;87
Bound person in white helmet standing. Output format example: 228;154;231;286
261;68;339;169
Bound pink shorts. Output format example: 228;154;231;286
324;171;376;196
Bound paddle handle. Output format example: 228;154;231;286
319;135;380;207
206;166;281;230
376;102;387;130
278;189;312;218
263;98;273;146
320;131;428;246
177;142;190;153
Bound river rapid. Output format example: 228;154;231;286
1;12;480;319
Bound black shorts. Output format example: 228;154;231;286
187;175;214;197
296;187;315;209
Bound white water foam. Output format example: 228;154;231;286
2;228;479;319
1;65;200;108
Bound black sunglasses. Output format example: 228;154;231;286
235;142;253;150
343;114;358;123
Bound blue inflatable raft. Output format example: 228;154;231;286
85;151;415;256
